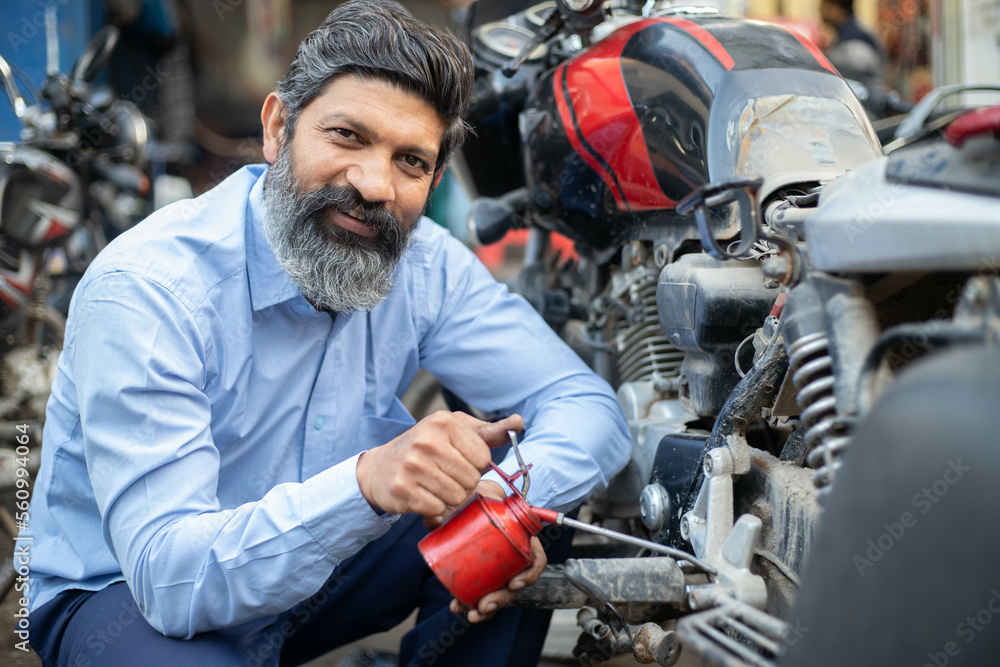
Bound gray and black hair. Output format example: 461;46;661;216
275;0;474;174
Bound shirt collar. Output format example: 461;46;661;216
246;164;303;312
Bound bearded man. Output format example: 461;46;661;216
23;1;630;665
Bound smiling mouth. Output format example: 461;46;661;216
324;205;377;240
343;204;366;223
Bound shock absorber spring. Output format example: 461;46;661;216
788;331;852;504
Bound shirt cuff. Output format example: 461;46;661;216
297;453;394;561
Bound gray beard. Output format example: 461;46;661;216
261;147;415;313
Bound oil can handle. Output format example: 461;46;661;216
486;429;532;499
487;461;532;498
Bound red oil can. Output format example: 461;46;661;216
418;456;547;608
418;484;543;607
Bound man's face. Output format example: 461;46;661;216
260;75;446;312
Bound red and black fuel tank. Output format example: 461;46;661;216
521;16;882;251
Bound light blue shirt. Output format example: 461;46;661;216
25;165;631;638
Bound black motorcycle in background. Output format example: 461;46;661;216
453;1;1000;665
0;15;154;600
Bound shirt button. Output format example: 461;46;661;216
313;416;325;429
356;537;370;546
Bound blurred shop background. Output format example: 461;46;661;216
0;3;997;666
1;0;997;242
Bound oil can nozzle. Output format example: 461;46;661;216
528;506;717;575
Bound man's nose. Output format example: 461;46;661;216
345;155;394;204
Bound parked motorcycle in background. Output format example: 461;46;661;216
458;1;1000;664
0;11;161;599
0;15;152;409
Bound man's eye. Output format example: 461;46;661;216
402;155;428;171
333;128;358;141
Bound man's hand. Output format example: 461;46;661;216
446;475;548;622
355;411;522;517
422;478;506;530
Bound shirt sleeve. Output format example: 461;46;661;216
416;231;632;513
71;271;393;638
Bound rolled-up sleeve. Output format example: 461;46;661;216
72;271;391;638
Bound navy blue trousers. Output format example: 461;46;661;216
29;514;571;667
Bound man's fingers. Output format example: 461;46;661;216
509;537;547;590
445;412;524;472
415;471;472;510
431;444;483;491
469;589;514;623
476;414;524;448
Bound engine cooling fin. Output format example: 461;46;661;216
614;268;684;384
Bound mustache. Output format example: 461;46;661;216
297;184;401;243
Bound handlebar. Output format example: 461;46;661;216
0;56;28;120
71;25;120;85
893;83;1000;142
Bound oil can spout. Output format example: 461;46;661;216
531;506;562;524
530;506;719;576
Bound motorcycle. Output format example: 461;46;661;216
0;15;154;601
457;1;1000;664
0;14;153;417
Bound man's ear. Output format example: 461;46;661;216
261;92;286;164
431;167;446;192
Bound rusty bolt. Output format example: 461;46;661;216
633;623;682;665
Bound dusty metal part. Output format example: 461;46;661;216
639;483;669;532
683;510;768;609
574;608;683;665
563;557;686;605
758;231;803;288
578;606;611;640
682;448;734;561
777;427;807;465
513;565;589;609
735;447;820;617
754;548;801;587
601;379;692;521
633;623;681;665
722;434;750;484
686;583;724;611
701;324;789;476
572;605;634;664
752;316;799;418
681;448;769;609
760;255;792;283
676;597;791;667
716;515;768;609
